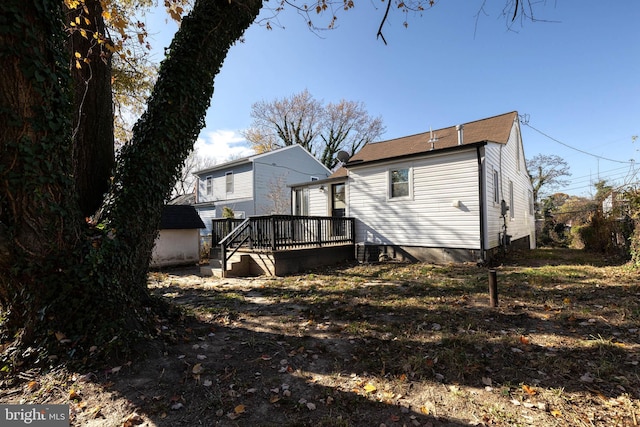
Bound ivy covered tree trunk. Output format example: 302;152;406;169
0;0;262;367
0;0;83;351
104;0;262;290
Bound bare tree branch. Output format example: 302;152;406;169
376;0;392;45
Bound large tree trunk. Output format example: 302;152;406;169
0;0;85;349
68;0;115;217
0;0;262;367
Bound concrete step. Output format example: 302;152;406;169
200;253;246;277
199;265;223;277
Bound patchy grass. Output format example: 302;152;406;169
1;248;639;426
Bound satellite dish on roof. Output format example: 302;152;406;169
336;150;350;163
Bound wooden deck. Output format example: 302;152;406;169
208;215;355;277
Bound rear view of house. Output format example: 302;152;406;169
292;111;536;263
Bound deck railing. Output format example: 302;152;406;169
215;215;355;273
211;218;245;248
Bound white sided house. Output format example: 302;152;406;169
194;144;330;237
292;111;536;264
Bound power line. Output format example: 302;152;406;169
252;160;322;177
550;208;599;215
543;168;638;196
565;169;636;189
563;180;628;195
569;165;632;182
519;114;636;165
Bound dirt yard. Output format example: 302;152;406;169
1;248;639;426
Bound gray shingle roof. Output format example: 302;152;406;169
160;205;205;229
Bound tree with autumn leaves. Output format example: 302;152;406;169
0;0;541;369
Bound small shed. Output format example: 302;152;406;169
151;205;206;268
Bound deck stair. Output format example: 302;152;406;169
200;253;251;278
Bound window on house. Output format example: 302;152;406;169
509;181;514;219
332;183;346;235
294;188;309;216
225;172;233;193
390;168;410;198
528;190;534;216
332;183;346;213
206;176;213;195
493;169;499;204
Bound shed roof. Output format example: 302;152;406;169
160;205;205;230
346;111;517;166
168;193;195;206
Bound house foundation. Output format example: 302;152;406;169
221;244;355;277
358;234;531;265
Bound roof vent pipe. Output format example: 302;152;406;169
456;124;464;145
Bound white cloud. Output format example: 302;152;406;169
194;130;254;164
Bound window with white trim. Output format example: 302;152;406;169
205;176;213;195
390;168;410;198
509;181;514;219
294;188;309;216
528;190;534;216
225;172;233;193
493;169;499;204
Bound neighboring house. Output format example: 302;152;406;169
151;204;206;268
194;144;331;237
603;190;630;218
291;111;536;263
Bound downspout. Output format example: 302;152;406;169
477;146;486;263
252;162;257;215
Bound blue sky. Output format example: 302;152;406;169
147;1;639;197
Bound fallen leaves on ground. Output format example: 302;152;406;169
3;249;639;427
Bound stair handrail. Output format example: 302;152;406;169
219;218;252;274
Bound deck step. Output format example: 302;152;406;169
200;253;247;277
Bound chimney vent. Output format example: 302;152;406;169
456;124;464;145
428;127;438;150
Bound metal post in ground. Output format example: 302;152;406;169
488;269;498;307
